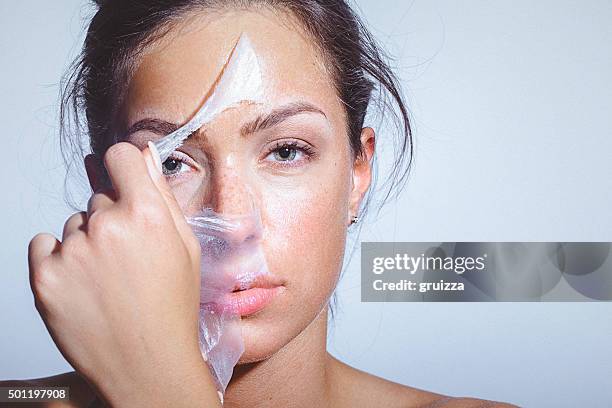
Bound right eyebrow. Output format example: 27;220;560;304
124;118;180;138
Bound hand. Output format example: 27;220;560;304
28;142;221;407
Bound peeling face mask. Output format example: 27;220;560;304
153;33;264;162
151;34;268;400
189;205;269;399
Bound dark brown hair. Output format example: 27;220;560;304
61;0;414;217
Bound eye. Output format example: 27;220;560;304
273;146;297;161
264;140;316;166
161;152;196;177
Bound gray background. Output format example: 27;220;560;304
1;1;611;407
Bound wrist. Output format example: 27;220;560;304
101;351;221;408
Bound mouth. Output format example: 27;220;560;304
204;274;284;317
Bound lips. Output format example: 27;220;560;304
203;274;284;317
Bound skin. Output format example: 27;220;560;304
1;7;518;408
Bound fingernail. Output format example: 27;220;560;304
147;141;163;174
143;154;158;181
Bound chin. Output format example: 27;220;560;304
233;285;296;364
236;318;290;364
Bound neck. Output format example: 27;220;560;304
223;307;331;408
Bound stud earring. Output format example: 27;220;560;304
350;215;359;225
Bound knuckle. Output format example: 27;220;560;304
86;194;97;214
87;191;114;215
63;212;84;231
64;213;77;227
89;201;169;240
68;211;84;222
85;211;105;234
127;199;166;227
104;142;138;166
28;233;45;255
28;233;58;269
87;210;122;240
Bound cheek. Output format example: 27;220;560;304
165;174;213;216
170;181;203;214
260;167;351;302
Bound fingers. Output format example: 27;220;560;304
87;189;116;218
62;212;87;241
28;233;60;309
144;142;195;240
103;142;158;202
101;142;196;251
28;233;60;272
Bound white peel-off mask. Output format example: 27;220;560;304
153;33;263;162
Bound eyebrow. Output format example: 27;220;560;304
124;118;179;138
124;101;327;139
240;102;327;136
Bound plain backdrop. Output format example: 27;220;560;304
1;1;611;407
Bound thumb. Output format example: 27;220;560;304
143;141;194;240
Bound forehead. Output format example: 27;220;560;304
122;8;340;127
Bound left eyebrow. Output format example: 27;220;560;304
240;102;327;137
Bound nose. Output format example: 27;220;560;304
208;163;261;246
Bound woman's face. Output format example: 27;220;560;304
119;8;371;362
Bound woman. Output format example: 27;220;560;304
2;1;516;406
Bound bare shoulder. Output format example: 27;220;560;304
0;371;97;407
326;354;519;408
422;397;520;408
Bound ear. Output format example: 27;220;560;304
347;127;375;225
84;154;108;193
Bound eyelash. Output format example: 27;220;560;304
263;140;317;167
160;139;317;178
161;151;196;179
